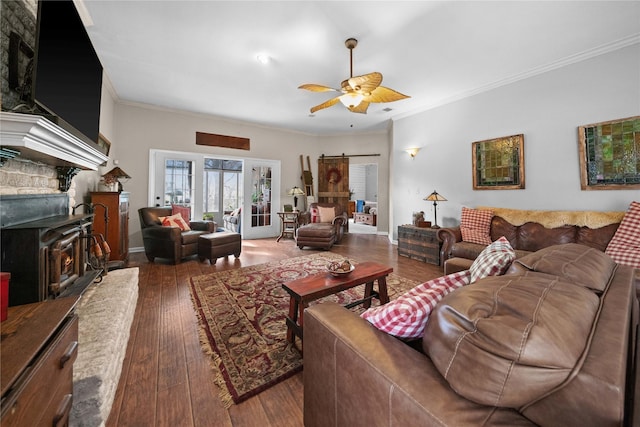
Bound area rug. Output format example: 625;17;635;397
189;252;419;407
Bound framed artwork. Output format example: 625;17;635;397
97;133;111;156
472;134;525;190
578;116;640;190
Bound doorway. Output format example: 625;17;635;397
349;163;378;234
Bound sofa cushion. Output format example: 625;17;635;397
470;236;516;283
576;222;619;252
424;273;599;408
461;207;493;245
318;206;336;223
489;216;518;246
310;207;319;223
517;222;576;252
605;201;640;268
361;270;470;339
514;243;615;292
171;204;191;221
160;213;191;231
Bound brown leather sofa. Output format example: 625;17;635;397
437;207;623;275
138;207;216;264
296;202;348;250
303;243;640;426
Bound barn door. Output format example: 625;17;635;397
318;156;349;224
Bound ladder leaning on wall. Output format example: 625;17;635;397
300;154;314;196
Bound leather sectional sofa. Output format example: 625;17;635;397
303;243;639;426
437;207;624;275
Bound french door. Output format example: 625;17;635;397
149;150;280;239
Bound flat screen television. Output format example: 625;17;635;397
32;0;103;147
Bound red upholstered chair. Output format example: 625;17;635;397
138;207;216;264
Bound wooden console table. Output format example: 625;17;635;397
397;225;441;265
1;296;80;426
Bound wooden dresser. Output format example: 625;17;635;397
397;225;441;265
1;296;80;426
90;191;130;262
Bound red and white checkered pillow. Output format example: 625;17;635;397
605;201;640;268
470;236;515;283
360;270;471;339
160;213;191;231
460;207;494;245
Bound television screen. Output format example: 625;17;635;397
33;0;103;146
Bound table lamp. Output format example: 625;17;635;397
103;167;131;192
424;190;447;229
287;186;305;211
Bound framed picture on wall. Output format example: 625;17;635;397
578;116;640;190
96;133;111;166
97;133;111;156
472;134;525;190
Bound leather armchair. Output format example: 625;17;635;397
296;202;348;249
138;207;216;264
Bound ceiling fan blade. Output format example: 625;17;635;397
347;72;383;94
348;101;370;114
365;86;411;103
298;84;339;93
310;96;341;113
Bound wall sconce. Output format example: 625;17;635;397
405;147;420;159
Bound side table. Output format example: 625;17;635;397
277;211;299;242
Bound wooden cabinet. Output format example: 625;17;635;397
91;192;130;262
1;296;80;426
348;200;356;217
397;225;441;265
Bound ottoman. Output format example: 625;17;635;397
296;223;336;250
198;231;242;264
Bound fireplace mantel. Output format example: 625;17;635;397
0;111;108;170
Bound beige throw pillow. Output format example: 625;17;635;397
318;206;336;223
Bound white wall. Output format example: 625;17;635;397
72;76;118;207
391;44;640;240
110;103;390;248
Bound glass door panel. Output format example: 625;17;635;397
251;166;272;228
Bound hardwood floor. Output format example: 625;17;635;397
106;233;444;426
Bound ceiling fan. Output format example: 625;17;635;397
298;38;410;114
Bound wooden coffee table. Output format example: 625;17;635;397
282;261;392;347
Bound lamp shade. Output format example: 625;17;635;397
424;190;447;202
339;93;364;108
103;167;131;179
287;186;305;196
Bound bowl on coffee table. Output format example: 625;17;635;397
327;260;355;276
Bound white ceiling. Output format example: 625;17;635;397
82;1;640;136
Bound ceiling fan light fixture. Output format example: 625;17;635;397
339;93;364;108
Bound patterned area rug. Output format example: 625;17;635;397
189;252;418;407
